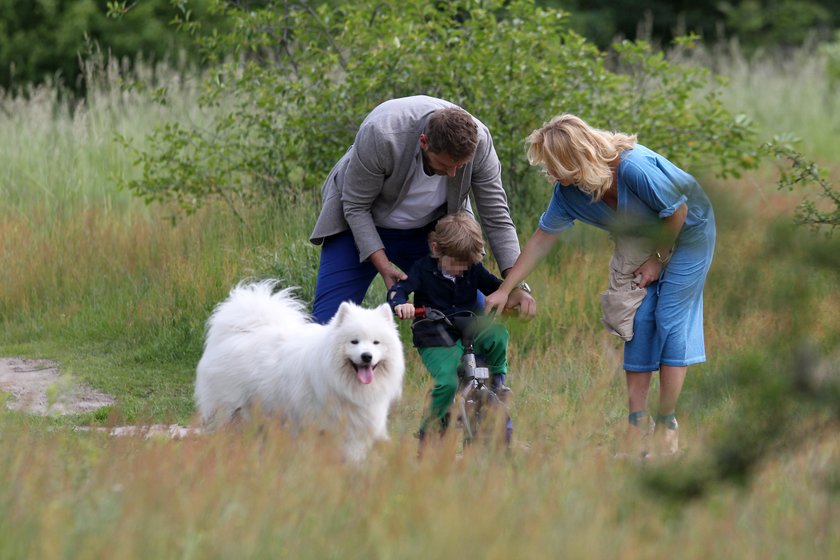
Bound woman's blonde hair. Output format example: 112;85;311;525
526;114;636;200
428;212;484;264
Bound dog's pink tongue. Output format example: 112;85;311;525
357;365;374;385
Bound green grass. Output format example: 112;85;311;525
1;49;839;558
687;40;840;162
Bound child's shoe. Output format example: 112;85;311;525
490;374;513;445
491;373;512;398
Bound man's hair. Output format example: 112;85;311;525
424;107;479;162
429;212;484;264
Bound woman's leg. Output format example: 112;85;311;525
654;364;687;455
626;371;652;413
619;371;654;457
658;364;687;416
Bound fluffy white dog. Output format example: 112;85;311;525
194;280;405;462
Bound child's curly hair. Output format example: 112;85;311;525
429;212;484;264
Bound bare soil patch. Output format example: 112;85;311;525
1;356;201;438
0;357;116;416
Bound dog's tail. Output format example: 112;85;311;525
203;280;309;344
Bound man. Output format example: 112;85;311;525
309;95;535;324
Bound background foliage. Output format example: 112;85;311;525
120;0;761;222
1;49;839;553
543;0;839;49
3;0;839;92
0;0;220;93
1;1;840;556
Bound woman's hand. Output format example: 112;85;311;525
633;204;685;289
634;257;663;288
484;289;511;317
393;303;415;320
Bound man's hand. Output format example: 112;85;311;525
370;249;407;290
506;288;537;319
380;265;407;290
393;303;415;320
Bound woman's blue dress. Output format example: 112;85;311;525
538;145;716;371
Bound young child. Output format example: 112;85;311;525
387;212;511;438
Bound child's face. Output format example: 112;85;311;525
439;255;471;277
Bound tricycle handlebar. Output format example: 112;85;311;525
397;305;515;321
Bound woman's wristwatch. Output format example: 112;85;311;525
655;247;674;264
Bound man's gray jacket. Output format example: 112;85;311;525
309;96;520;271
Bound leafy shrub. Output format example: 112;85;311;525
119;0;770;221
764;136;840;235
0;0;221;93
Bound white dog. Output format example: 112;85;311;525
194;280;405;462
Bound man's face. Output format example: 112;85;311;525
419;134;469;177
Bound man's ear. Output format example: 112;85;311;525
429;241;439;257
419;133;429;151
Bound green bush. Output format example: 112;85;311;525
0;0;218;93
122;0;765;220
718;0;834;48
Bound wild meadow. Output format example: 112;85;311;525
1;47;839;558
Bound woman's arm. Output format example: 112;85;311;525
658;203;687;257
634;203;688;288
485;228;560;316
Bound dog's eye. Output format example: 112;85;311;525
373;341;380;345
351;340;359;345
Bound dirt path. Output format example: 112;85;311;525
0;357;116;416
0;357;200;438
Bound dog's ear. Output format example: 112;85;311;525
377;303;395;323
333;302;352;325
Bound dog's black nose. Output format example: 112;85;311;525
361;352;373;364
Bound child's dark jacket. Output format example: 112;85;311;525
387;255;503;348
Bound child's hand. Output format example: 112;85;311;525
394;303;415;320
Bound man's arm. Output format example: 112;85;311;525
467;126;521;272
342;122;391;264
370;249;407;290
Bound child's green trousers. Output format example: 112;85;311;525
417;323;508;434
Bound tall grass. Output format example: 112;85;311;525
0;57;194;215
1;48;839;557
685;40;840;163
1;402;838;558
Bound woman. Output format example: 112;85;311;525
486;114;716;457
